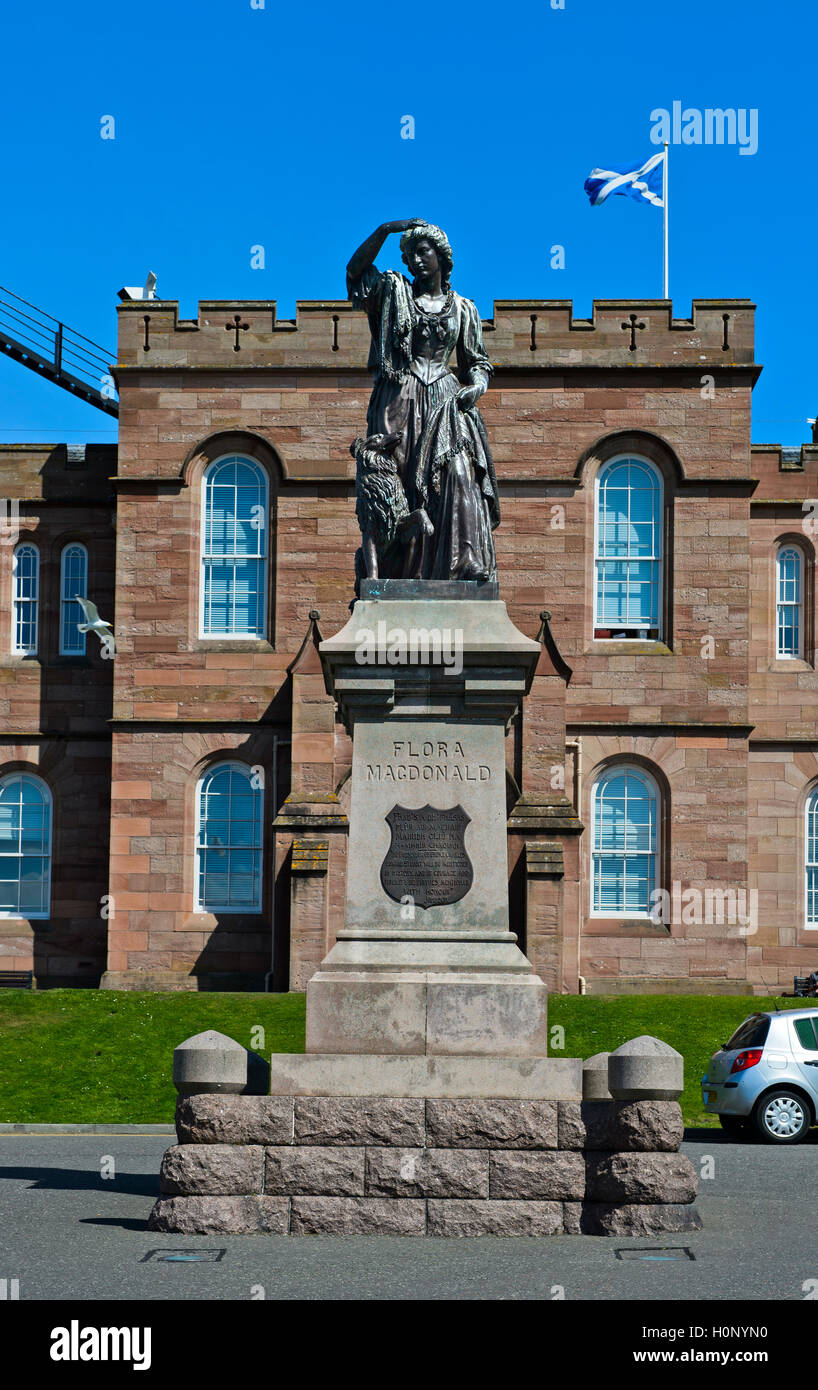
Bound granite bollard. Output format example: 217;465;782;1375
607;1035;684;1101
172;1030;270;1097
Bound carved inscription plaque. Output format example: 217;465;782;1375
380;803;473;909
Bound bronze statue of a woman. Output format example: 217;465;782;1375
347;219;500;584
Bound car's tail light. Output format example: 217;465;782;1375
729;1048;763;1074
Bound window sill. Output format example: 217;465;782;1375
194;639;274;654
0;918;46;934
585;917;669;937
182;911;264;928
768;658;813;672
588;641;672;656
594;628;660;641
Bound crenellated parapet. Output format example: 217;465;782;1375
116;298;756;372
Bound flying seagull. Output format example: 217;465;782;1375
75;595;116;656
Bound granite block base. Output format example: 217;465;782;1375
147;1094;700;1237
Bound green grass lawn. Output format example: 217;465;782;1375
0;988;814;1126
0;990;306;1125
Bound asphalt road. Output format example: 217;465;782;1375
0;1130;816;1301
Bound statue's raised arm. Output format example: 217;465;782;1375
346;219;425;285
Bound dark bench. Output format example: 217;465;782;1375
784;972;818;998
0;970;33;989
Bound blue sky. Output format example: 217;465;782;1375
0;0;814;444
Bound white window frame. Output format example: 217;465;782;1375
590;764;659;918
776;544;804;659
806;788;818;928
59;543;88;656
199;455;269;639
194;761;263;914
0;772;52;919
593;455;663;639
12;543;39;655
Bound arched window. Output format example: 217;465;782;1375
0;773;52;918
776;545;803;659
594;457;663;639
195;762;263;912
59;543;88;655
200;456;268;638
807;788;818;927
12;544;39;655
591;765;658;916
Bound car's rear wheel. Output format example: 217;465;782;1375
752;1088;811;1143
718;1115;748;1135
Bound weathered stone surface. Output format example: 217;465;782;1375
426;1199;563;1237
293;1096;423;1147
289;1197;426;1235
264;1146;365;1196
306;976;427;1055
583;1052;612;1101
159;1143;263;1196
599;1100;684;1152
305;968;550;1058
607;1036;684;1101
424;975;549;1057
425;1099;557;1149
563;1201;582;1235
580;1203;703;1236
559;1101;684;1153
585;1152;697;1204
558;1102;586;1150
148;1195;288;1234
489;1150;585;1201
175;1094;293;1146
365;1147;488;1198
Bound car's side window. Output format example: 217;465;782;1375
793;1016;818;1051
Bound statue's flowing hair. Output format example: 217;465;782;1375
399;223;454;289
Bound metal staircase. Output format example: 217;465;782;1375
0;285;118;417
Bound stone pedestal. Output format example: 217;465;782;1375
305;582;545;1060
145;585;703;1239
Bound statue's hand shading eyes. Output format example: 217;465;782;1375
384;218;425;235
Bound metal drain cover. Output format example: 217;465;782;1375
616;1247;695;1261
140;1248;226;1263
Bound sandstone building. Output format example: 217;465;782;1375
1;292;816;995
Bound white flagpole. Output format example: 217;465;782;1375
663;141;669;300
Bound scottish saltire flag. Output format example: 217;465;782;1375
584;151;665;208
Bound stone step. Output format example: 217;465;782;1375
268;1053;582;1099
148;1194;703;1238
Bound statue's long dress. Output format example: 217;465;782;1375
348;265;500;581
